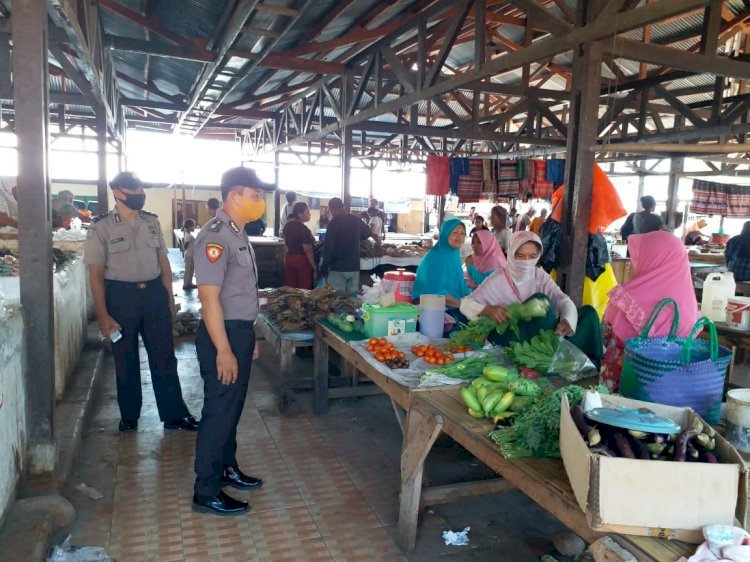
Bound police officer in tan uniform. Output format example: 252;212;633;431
84;172;198;433
192;167;271;516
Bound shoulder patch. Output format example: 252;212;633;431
208;221;223;233
91;213;108;223
206;243;224;263
139;210;158;218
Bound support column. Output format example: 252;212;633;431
96;107;108;210
558;4;602;307
341;126;352;213
273;151;281;236
665;157;684;230
13;0;56;475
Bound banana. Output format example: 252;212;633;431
492;411;516;424
468;408;484;419
482;390;506;414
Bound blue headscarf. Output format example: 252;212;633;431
413;219;470;301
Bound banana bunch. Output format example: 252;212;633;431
459;364;539;424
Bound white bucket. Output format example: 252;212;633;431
420;294;446;309
726;296;750;329
727;389;750;453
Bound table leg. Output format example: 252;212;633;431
391;399;406;434
313;334;330;415
397;406;444;553
279;340;293;412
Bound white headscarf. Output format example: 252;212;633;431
506;231;543;291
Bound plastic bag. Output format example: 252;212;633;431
47;536;111;562
547;338;598;382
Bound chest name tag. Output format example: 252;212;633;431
110;237;124;244
149;225;158;237
239;246;248;252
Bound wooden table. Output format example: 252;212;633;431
398;386;695;560
255;312;314;411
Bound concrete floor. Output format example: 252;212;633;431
59;251;574;561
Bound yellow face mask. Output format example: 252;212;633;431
232;193;266;223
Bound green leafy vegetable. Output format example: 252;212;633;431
489;385;588;459
504;330;560;372
421;352;503;381
450;298;550;345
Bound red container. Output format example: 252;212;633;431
383;269;416;303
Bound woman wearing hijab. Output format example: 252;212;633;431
726;222;750;282
282;202;317;289
600;231;699;391
465;230;506;289
413;219;470;310
460;231;603;361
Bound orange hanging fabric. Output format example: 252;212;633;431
550;163;626;234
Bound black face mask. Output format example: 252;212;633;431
120;193;146;211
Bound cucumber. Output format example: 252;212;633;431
492;391;515;415
339;322;354;333
460;387;483;413
482;390;506;414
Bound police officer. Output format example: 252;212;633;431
84;171;198;433
192;167;272;516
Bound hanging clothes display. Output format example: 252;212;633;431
456;159;483;203
518;159;534;199
546;159;565;187
533;160;554;198
425;155;450;196
449;157;470;195
496;160;520;197
691;179;750;217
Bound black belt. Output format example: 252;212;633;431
105;277;161;290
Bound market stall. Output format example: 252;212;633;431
0;234;88;399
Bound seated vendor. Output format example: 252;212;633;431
726;222;750;282
460;232;602;363
465;230;506;289
413;219;470;311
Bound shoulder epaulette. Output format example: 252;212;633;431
208;221;223;232
91;213;108;223
139;210;158;218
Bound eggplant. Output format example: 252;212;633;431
570;405;601;446
674;428;699;462
613;432;636;459
687;443;700;462
702;451;718;463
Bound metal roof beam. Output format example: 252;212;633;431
263;0;712;151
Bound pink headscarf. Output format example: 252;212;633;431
472;230;507;272
605;231;698;341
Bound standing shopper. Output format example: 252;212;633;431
84;172;198;433
192;167;271;516
321;197;379;295
206;198;221;220
279;191;296;232
182;219;197;290
282;202;316;289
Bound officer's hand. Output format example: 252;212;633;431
217;349;238;385
99;314;121;341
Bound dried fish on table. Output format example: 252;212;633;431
265;285;359;331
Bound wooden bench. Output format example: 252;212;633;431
397;386;695;561
255;311;314;411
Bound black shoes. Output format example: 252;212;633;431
221;465;263;490
192;491;249;516
164;414;199;431
118;419;138;432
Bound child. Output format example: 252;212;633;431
182;219;197;290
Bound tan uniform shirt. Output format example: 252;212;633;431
84;209;168;282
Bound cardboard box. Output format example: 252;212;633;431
560;394;747;543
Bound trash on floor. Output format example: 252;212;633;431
74;483;103;500
47;536;111;562
442;527;471;546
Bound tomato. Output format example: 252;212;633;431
417;345;427;352
415;350;424;357
369;338;378;346
374;352;385;362
398;351;406;358
446;354;454;362
436;358;445;366
423;356;434;365
378;337;387;345
366;344;374;352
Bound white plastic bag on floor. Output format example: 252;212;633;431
47;536;111;562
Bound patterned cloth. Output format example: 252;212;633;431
425;155;450;196
450;157;470;195
533;160;554;198
497;160;520;197
692;179;750;217
457;159;483;203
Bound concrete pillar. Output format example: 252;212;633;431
273;150;281;236
96;107;108;210
12;0;56;475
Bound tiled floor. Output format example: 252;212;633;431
62;253;572;561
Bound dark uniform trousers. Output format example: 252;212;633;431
194;319;256;498
105;278;189;422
